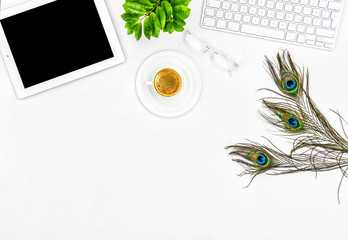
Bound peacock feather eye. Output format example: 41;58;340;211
281;72;299;95
249;151;271;167
281;113;304;130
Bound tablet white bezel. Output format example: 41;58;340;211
0;0;125;99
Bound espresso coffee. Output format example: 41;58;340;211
154;68;182;97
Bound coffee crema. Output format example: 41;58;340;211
154;68;182;97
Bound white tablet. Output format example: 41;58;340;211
0;0;125;98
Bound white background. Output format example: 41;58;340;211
1;0;348;239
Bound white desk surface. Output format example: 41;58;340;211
1;0;348;239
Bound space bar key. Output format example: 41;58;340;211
241;25;285;40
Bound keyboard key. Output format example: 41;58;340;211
231;4;239;11
266;1;275;8
228;22;240;31
216;10;224;18
206;0;221;8
303;7;311;15
276;2;284;10
328;2;341;10
306;39;315;45
303;17;312;25
267;10;275;18
234;13;242;21
240;5;248;13
217;20;227;29
306;34;316;41
294;5;302;13
225;12;233;20
203;17;216;27
331;11;340;20
323;37;334;44
249;7;257;14
300;0;309;4
260;18;269;26
324;43;333;49
286;32;297;41
279;21;287;29
243;15;251;23
252;16;260;24
249;0;257;5
316;36;325;42
276;11;284;19
288;23;296;31
297;24;305;32
284;4;293;11
319;0;328;8
304;16;312;24
297;34;306;43
222;2;231;10
285;13;294;21
322;10;330;18
306;26;315;34
309;0;319;6
313;18;321;26
241;25;285;39
315;41;324;47
294;15;303;22
205;8;215;17
312;9;321;16
331;18;339;29
322;19;330;28
270;20;278;28
316;28;335;37
258;8;266;16
258;0;266;7
331;21;338;29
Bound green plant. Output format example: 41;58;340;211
121;0;191;40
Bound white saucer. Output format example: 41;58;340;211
136;51;202;118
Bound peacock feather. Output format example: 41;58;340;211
226;51;348;198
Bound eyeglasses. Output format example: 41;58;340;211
181;30;239;77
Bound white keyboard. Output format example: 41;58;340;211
201;0;344;50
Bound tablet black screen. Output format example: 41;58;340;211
1;0;114;88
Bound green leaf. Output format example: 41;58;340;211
156;6;166;29
166;21;175;34
151;12;161;38
125;17;139;26
134;23;142;40
125;0;153;7
125;19;138;36
123;2;147;15
149;0;158;3
171;0;191;6
121;13;141;22
173;17;186;27
125;21;138;29
144;16;153;39
161;1;173;21
173;22;185;32
127;27;135;35
173;5;191;19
